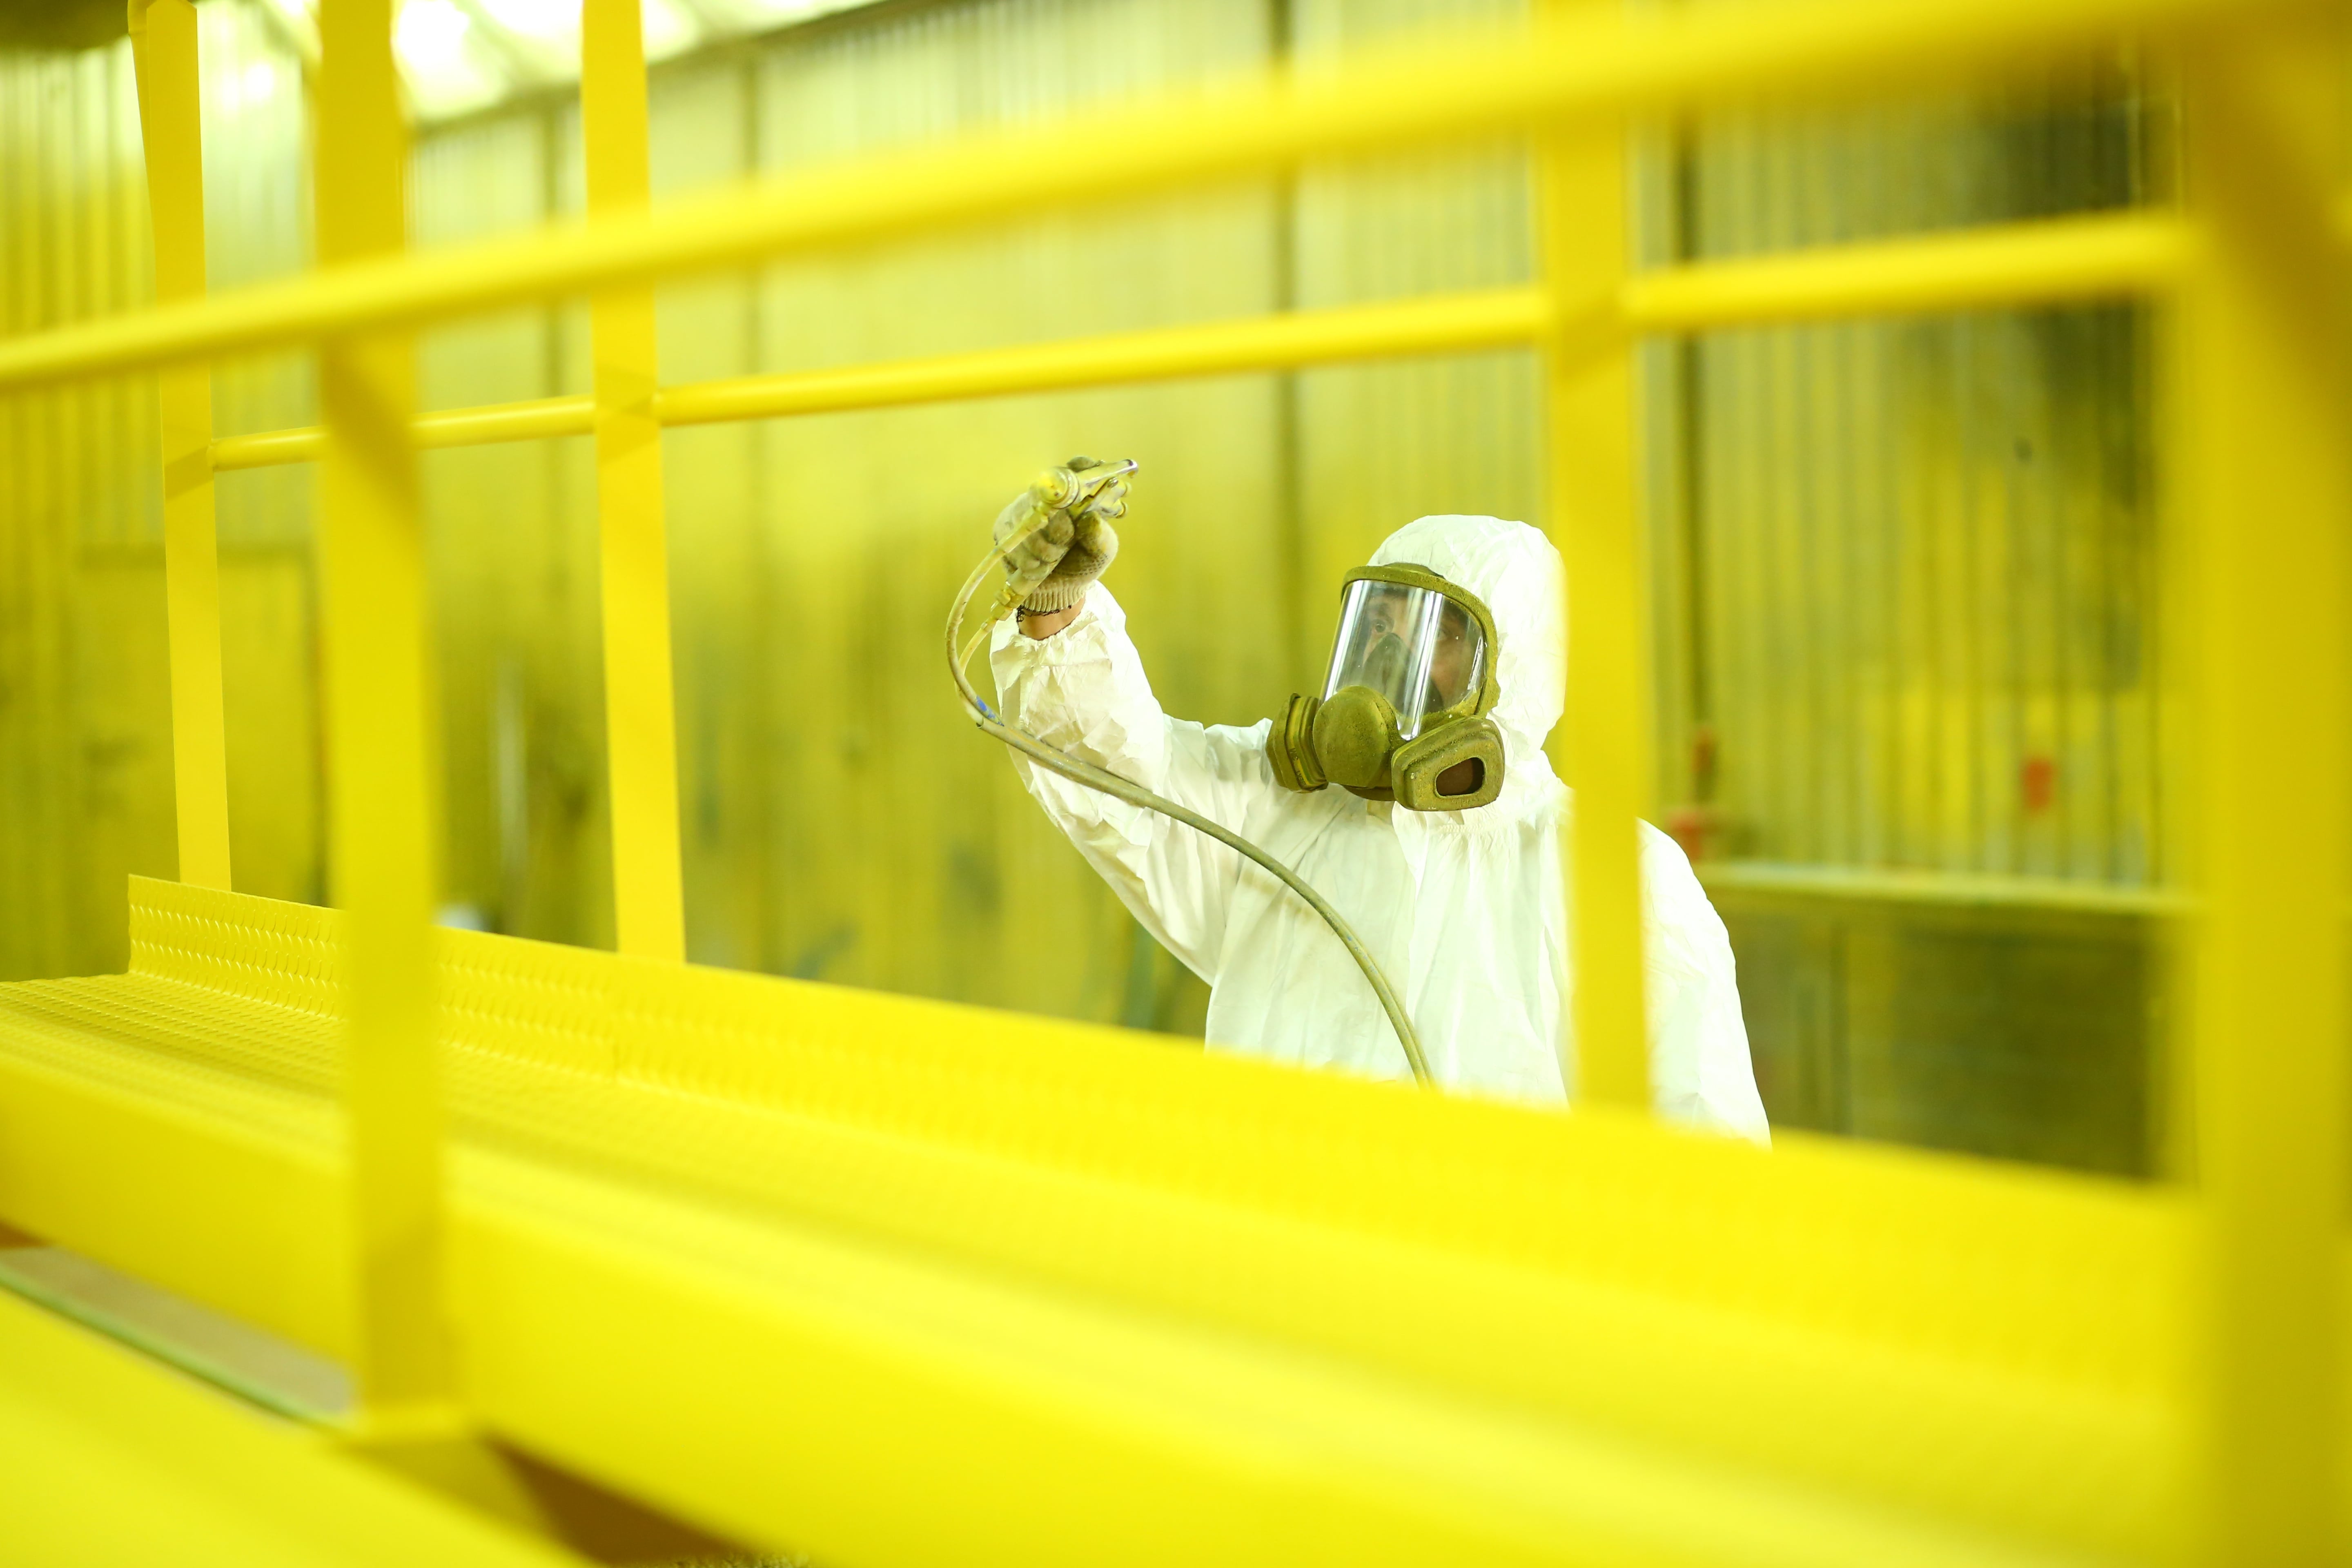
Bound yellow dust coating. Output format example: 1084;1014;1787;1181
584;0;686;964
127;0;230;892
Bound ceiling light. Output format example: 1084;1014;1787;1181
639;0;703;61
394;0;472;70
397;0;512;120
232;60;280;110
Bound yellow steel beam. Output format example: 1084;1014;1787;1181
1539;0;1648;1111
582;0;686;962
313;0;457;1425
205;210;2189;472
127;0;232;891
0;0;2259;395
2171;16;2350;1563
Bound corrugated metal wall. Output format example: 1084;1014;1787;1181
1666;78;2163;884
1659;70;2169;1173
0;39;160;981
0;4;323;983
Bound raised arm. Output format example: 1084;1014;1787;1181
991;586;1289;982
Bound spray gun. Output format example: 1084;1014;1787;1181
947;460;1432;1086
967;458;1140;644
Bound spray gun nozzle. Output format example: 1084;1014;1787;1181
1035;457;1139;510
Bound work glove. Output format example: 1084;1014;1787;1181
993;455;1127;615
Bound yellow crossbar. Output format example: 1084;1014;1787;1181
0;0;2248;395
209;396;597;469
205;211;2187;472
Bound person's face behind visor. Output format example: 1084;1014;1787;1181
1325;579;1486;736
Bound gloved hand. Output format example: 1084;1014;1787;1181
992;455;1127;615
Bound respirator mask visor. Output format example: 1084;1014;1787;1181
1267;565;1506;811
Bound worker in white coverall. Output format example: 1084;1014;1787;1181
990;494;1769;1142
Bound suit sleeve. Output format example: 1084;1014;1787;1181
990;586;1291;983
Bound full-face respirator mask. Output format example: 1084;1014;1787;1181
1266;564;1505;812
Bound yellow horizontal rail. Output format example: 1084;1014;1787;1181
659;286;1551;425
208;211;2183;470
1624;209;2190;330
0;0;2247;396
213;287;1549;468
212;396;595;470
1696;861;2187;917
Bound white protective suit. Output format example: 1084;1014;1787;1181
991;512;1770;1140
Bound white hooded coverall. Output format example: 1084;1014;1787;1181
991;513;1770;1141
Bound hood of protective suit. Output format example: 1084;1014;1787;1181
1368;514;1564;819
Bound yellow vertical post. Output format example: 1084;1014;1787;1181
584;0;687;961
2173;15;2349;1563
1537;0;1648;1109
314;0;453;1422
128;0;232;891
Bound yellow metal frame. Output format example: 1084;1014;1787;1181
0;0;2336;1560
127;0;231;892
310;0;454;1426
581;0;686;964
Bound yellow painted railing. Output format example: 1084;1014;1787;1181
126;0;231;894
0;0;2339;1562
201;209;2191;459
0;0;2258;394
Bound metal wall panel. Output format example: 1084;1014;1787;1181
1663;74;2169;1170
1671;78;2162;884
0;38;159;979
